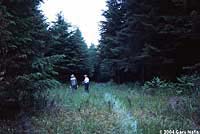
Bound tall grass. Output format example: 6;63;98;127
31;82;196;134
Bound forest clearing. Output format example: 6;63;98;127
1;0;200;133
1;79;199;133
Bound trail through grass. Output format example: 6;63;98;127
30;82;195;134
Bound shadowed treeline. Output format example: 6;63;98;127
98;0;200;83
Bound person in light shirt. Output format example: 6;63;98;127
83;74;89;93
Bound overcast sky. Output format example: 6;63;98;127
40;0;107;46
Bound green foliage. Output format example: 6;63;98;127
142;77;170;95
31;84;139;134
143;77;169;89
0;0;68;113
47;13;89;80
32;55;66;77
87;44;101;81
69;28;89;74
0;4;90;112
28;82;196;134
175;75;200;95
15;53;66;108
99;0;126;82
99;0;200;82
142;74;200;96
0;0;40;107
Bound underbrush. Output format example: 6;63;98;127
30;75;200;134
31;84;138;134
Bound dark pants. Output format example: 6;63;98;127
71;85;77;92
84;83;89;93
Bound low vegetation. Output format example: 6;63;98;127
21;75;199;134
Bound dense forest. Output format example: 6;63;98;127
0;0;91;115
99;0;200;83
0;0;200;133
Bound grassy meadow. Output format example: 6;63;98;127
29;80;198;134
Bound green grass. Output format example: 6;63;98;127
30;82;195;134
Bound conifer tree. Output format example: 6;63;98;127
0;0;64;113
69;28;89;78
88;44;99;80
99;0;200;82
48;12;89;80
99;0;125;82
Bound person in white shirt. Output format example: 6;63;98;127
70;74;78;92
83;74;89;93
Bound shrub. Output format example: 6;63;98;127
175;74;200;95
142;77;169;95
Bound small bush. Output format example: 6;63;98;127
142;77;169;95
175;75;200;95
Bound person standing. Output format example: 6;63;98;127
70;74;78;92
83;74;89;93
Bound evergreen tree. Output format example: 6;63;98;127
88;44;99;81
99;0;126;83
0;0;44;110
115;0;160;82
47;12;74;81
69;28;89;79
99;0;200;82
48;12;89;81
0;1;13;111
0;0;65;116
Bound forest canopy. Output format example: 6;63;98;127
99;0;200;83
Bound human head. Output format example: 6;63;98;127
71;74;75;77
84;74;87;77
